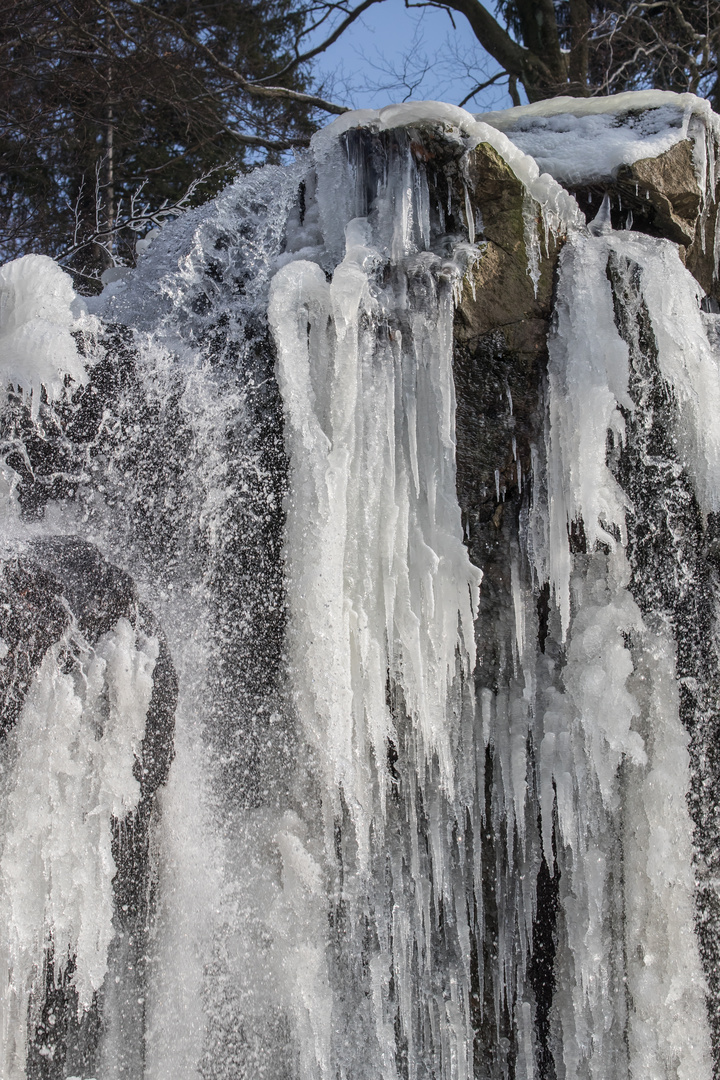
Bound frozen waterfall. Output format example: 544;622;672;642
1;91;720;1080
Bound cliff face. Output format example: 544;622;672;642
2;93;720;1080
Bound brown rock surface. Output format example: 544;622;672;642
617;139;702;245
569;137;719;298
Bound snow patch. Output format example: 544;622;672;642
477;91;720;189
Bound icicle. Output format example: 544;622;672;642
416;164;431;251
539;551;644;1080
463;182;475;244
624;629;714;1080
511;559;525;661
588;193;613;235
522;194;541;297
545;231;630;635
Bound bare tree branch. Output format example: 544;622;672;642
98;0;349;114
254;0;387;83
58;168;224;267
458;69;506;106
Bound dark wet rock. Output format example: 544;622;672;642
617;139;702;245
0;557;70;739
451;140;555;579
567;140;702;247
453;142;556;537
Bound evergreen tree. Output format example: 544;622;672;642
0;0;331;282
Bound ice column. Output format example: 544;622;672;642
270;221;480;866
270;138;481;1077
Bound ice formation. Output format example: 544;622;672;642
531;194;720;1080
269;225;480;853
270;201;482;1077
0;255;93;417
0;620;157;1078
1;91;720;1080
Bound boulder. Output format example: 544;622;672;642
570;139;719;298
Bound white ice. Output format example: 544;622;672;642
0;255;94;418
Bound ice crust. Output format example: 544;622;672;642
546;228;720;634
0;254;93;418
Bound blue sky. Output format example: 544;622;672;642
308;0;526;114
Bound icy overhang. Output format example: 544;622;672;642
98;91;720;334
313;100;583;234
476;90;719;187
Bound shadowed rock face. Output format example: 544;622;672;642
453;141;557;539
617;140;703;245
0;537;177;1080
439;139;559;1078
